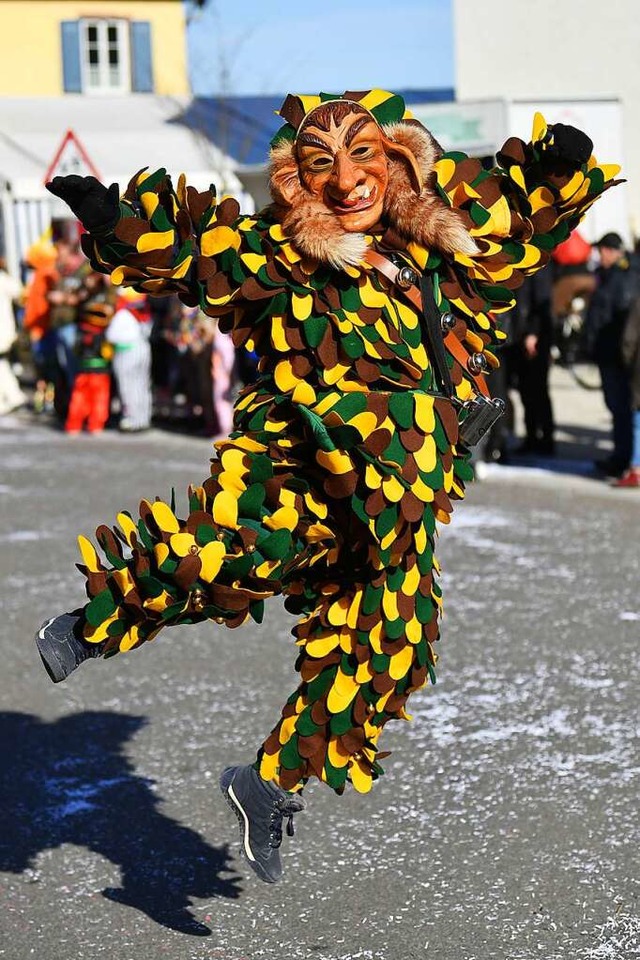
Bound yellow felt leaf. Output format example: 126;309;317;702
84;611;119;644
327;596;350;627
154;542;170;567
365;463;383;489
532;111;548;142
327;671;359;713
200;226;240;257
414;523;427;554
406;617;423;645
77;535;100;572
382;475;405;503
316;449;353;475
369;621;383;654
136;230;174;253
264;506;298;532
356;660;375;684
259;750;280;782
212;490;239;529
240;252;267;273
415;436;437;473
350;759;373;794
292;293;313;320
169;532;195;557
270;315;290;352
119;624;140;653
116;512;138;546
382;589;399;621
304;491;328;519
291;380;317;405
328;738;351;768
278;715;298;745
414;393;435;432
305;633;340;658
389;643;414;680
150;500;180;534
274;359;298;393
199;540;226;582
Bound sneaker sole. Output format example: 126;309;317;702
219;769;278;884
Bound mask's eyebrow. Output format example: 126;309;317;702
344;115;376;147
296;131;331;151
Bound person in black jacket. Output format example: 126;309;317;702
511;265;556;455
584;232;634;477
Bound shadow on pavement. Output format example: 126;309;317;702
0;711;242;936
502;422;610;478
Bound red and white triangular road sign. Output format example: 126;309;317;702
44;129;101;184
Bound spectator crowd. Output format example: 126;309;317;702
0;223;253;438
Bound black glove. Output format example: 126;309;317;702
546;123;593;166
46;175;121;234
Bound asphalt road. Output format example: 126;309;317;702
0;418;638;960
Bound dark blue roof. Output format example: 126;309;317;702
174;89;455;166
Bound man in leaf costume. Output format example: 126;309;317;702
37;89;619;883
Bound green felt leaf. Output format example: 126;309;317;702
362;584;383;616
238;484;266;519
248;455;274;484
279;734;302;770
324;758;348;790
371;652;390;674
371;94;407;126
376;505;398;539
329;707;354;736
385;617;406;640
258;528;292;561
296;709;321;737
306;665;337;701
85;589;117;627
389;392;415;429
196;524;217;545
341;331;365;359
304;315;328;348
249;599;264;623
469;201;491;227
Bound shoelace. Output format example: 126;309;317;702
268;797;304;849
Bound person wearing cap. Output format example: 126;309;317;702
35;90;619;884
584;231;634;477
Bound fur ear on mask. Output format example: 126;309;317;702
269;140;304;207
382;122;479;257
268;139;368;269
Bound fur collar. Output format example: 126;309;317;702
268;120;478;270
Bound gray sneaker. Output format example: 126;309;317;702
219;764;306;883
35;612;103;683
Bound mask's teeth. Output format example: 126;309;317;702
362;186;371;199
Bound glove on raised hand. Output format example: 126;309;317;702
46;175;120;234
546;123;593;166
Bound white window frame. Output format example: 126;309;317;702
80;18;131;95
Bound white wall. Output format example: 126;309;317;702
454;0;640;238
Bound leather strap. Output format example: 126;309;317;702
364;248;490;397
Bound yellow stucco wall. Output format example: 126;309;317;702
0;1;188;95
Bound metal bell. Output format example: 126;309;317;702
396;265;418;289
440;312;457;332
467;352;488;374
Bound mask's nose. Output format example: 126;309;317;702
330;152;364;196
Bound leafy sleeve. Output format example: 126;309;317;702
429;112;622;370
80;168;284;341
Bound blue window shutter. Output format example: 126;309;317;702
61;21;82;93
130;21;153;93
